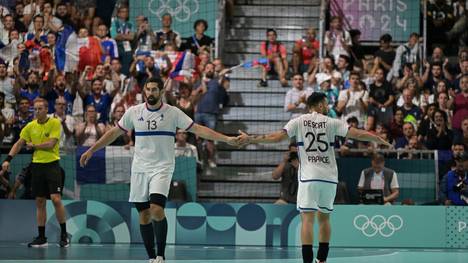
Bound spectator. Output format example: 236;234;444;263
389;33;421;81
337;71;368;127
132;16;152;54
0;61;16;108
0;91;14;144
389;108;405;140
0;14;16;44
292;27;319;75
357;153;399;204
400;135;424;160
440;142;466;180
422;62;450;94
97;24;119;63
258;28;288;87
8;163;33;200
182;19;213;54
428;46;447;64
374;34;395;75
425;109;453;150
130;53;169;88
154;14;181;51
339;116;365;156
395;63;423;94
330;71;343;90
272;148;298;205
453;58;467;92
316;73;338;118
192;63;229;167
25;14;48;47
284;73;311;119
74;105;106;147
324;16;351;64
447;0;467;49
110;5;134;75
349;29;365;68
42;1;62;33
10;97;33;142
174;129;200;165
368;123;392;152
397;88;422;122
106;105;133;148
79;78;112;123
42;73;76;114
436;92;453;127
395;122;416;149
55;2;74;29
418;103;438;142
446;152;468;205
453;75;468;132
454;116;468;147
0;165;9;198
427;0;454;49
49;97;74;151
367;67;394;129
336;54;351;83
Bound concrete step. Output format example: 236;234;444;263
234;0;320;6
227;66;264;79
226;27;304;42
234;5;319;18
217;120;285;134
227;91;286;107
229;79;290;92
223;52;295;68
224;40;295;54
220;106;291;121
216;150;284;166
231;16;318;30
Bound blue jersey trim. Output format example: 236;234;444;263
299;178;338;184
134;131;175;136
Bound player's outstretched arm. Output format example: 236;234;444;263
80;127;125;167
189;123;237;146
346;127;392;147
238;130;288;145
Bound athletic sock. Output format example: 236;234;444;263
60;223;67;237
317;242;329;262
38;226;45;238
153;218;168;259
302;244;313;263
140;223;156;259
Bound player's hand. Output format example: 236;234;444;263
2;161;10;172
236;130;250;146
80;150;94;167
226;136;239;147
26;143;34;150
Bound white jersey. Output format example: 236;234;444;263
118;102;193;174
283;112;348;183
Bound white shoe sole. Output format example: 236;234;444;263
29;242;48;248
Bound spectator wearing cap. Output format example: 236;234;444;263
284;73;312;119
182;19;213;54
367;67;394;130
324;16;352;64
292;27;319;75
315;72;338;118
395;122;416;149
374;34;395;75
258;28;288;87
337;71;368;127
357;154;399;205
0;60;16;108
154;14;181;51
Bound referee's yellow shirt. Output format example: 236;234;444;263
20;117;61;163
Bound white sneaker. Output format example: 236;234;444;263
155;256;165;263
315;259;326;263
149;259;156;263
208;160;217;168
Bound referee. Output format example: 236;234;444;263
2;98;69;248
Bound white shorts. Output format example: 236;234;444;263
297;181;337;213
129;171;172;203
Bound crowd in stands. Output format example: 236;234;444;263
0;0;227;168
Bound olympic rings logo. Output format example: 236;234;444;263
353;215;403;238
148;0;200;23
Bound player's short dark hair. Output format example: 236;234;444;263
292;72;303;79
145;77;164;90
346;116;359;124
409;32;419;39
306;92;327;108
339;54;350;64
266;28;277;35
349;71;360;79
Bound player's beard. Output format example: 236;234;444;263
147;95;158;105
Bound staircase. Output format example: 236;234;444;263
197;0;322;203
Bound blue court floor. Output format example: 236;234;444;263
0;243;466;263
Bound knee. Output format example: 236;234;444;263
139;209;152;224
36;198;46;208
50;195;62;206
150;204;165;220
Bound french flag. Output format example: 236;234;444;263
76;146;133;184
170;51;195;80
